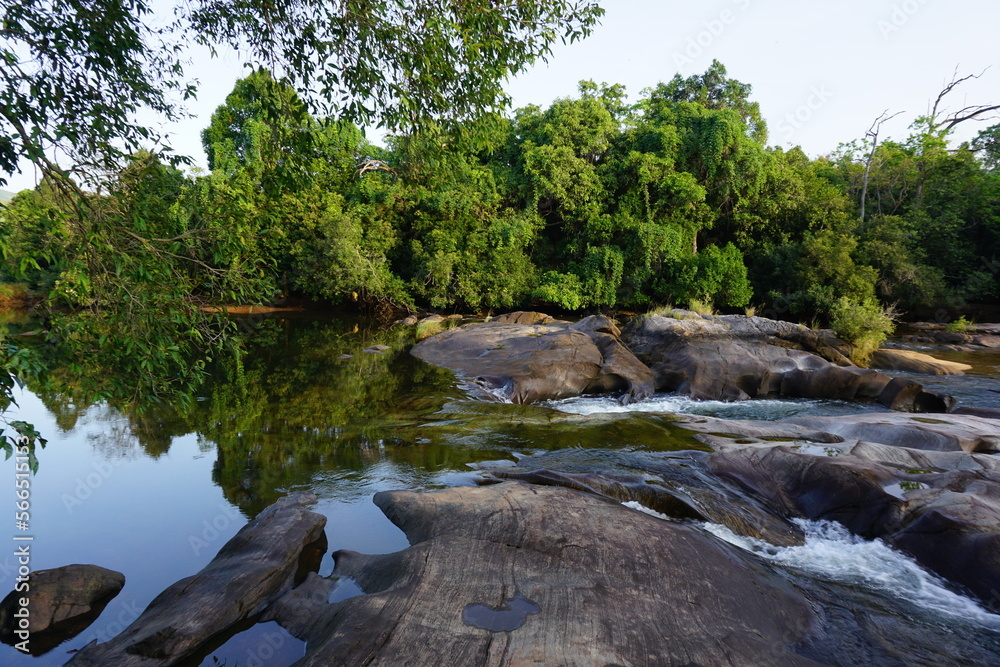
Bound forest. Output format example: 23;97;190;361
4;62;998;323
0;59;998;428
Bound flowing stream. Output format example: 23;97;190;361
1;314;999;665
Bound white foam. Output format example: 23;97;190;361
622;500;671;520
703;519;1000;627
546;393;869;421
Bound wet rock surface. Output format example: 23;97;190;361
674;414;1000;609
52;315;1000;666
261;471;1000;666
786;412;1000;453
60;407;1000;666
414;311;955;411
871;348;973;374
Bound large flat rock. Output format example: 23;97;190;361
0;564;124;655
273;482;822;666
786;413;1000;453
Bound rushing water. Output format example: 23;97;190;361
547;393;884;420
1;314;999;665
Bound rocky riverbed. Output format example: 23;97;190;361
5;311;1000;665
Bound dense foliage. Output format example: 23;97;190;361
0;0;603;443
9;62;994;320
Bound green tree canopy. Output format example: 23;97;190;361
1;0;605;188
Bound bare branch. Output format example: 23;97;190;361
928;67;999;133
860;109;904;221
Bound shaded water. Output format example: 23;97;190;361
0;314;998;665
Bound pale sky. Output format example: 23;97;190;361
5;0;999;192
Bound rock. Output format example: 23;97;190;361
887;475;1000;605
707;445;903;537
673;414;845;444
0;564;124;655
68;492;326;666
786;413;1000;453
905;329;1000;349
870;348;971;375
270;482;823;666
622;313;953;411
670;409;1000;607
412;314;653;404
412;322;602;403
781;364;892;401
571;315;654;403
362;344;392;354
844;439;1000;474
875;377;955;412
777;329;855;366
954;406;1000;420
490;466;806;547
625;314;873;401
490;311;555;325
396;315;419;326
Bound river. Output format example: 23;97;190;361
1;314;999;665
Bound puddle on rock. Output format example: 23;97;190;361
462;593;541;632
788;442;844;457
884;481;928;499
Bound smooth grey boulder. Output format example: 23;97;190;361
411;313;653;404
786;413;1000;453
707;444;904;537
871;348;971;375
887;473;1000;605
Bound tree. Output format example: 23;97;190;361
0;0;604;448
973;124;1000;172
1;0;605;189
860;110;904;221
655;60;767;144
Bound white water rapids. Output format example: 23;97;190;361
624;497;1000;629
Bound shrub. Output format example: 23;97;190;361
688;298;715;316
530;271;587;311
830;297;897;366
945;316;973;333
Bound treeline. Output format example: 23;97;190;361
3;61;999;321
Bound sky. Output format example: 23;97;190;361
5;0;999;192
